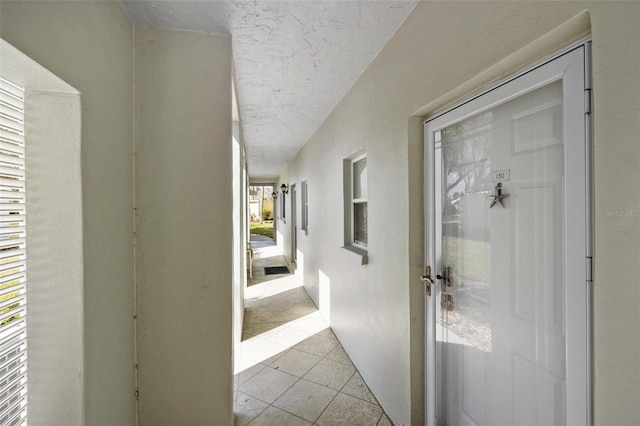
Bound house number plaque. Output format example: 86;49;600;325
492;169;510;182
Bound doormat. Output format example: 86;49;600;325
264;266;290;275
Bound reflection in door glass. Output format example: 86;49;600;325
441;111;493;353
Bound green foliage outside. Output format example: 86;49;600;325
250;220;274;239
442;236;490;283
0;257;22;326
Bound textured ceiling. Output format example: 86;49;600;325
120;1;418;178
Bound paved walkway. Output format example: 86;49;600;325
233;235;393;426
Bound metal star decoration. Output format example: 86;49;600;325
488;182;509;208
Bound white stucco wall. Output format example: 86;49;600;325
25;90;83;425
0;3;136;425
281;3;640;425
233;119;247;345
135;25;233;425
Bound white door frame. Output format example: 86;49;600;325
423;40;592;426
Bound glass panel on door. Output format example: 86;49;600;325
435;80;565;426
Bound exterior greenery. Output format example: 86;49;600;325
250;220;274;239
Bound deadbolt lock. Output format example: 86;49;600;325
437;266;453;287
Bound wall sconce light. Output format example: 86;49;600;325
272;191;277;200
280;184;289;194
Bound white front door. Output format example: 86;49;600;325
424;44;591;426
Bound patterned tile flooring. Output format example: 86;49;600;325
234;235;393;426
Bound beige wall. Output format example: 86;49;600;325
0;2;136;424
2;38;84;425
2;4;236;425
233;120;247;345
135;25;233;425
281;2;640;425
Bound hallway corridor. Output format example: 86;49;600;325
234;236;393;426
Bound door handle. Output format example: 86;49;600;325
421;266;435;296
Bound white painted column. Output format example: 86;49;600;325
135;25;233;425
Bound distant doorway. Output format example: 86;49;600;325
249;185;274;239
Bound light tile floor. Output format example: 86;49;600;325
234;235;393;426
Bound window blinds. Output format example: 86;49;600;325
0;77;27;426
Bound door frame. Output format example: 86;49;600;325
423;39;593;426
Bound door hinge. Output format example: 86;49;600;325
586;256;593;282
135;389;139;401
585;89;592;115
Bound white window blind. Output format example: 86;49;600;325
0;77;27;426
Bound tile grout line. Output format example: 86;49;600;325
239;248;389;425
239;324;387;423
241;326;383;419
311;369;357;424
260;374;305;424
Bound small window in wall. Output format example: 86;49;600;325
351;155;367;247
0;77;28;424
301;180;308;232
